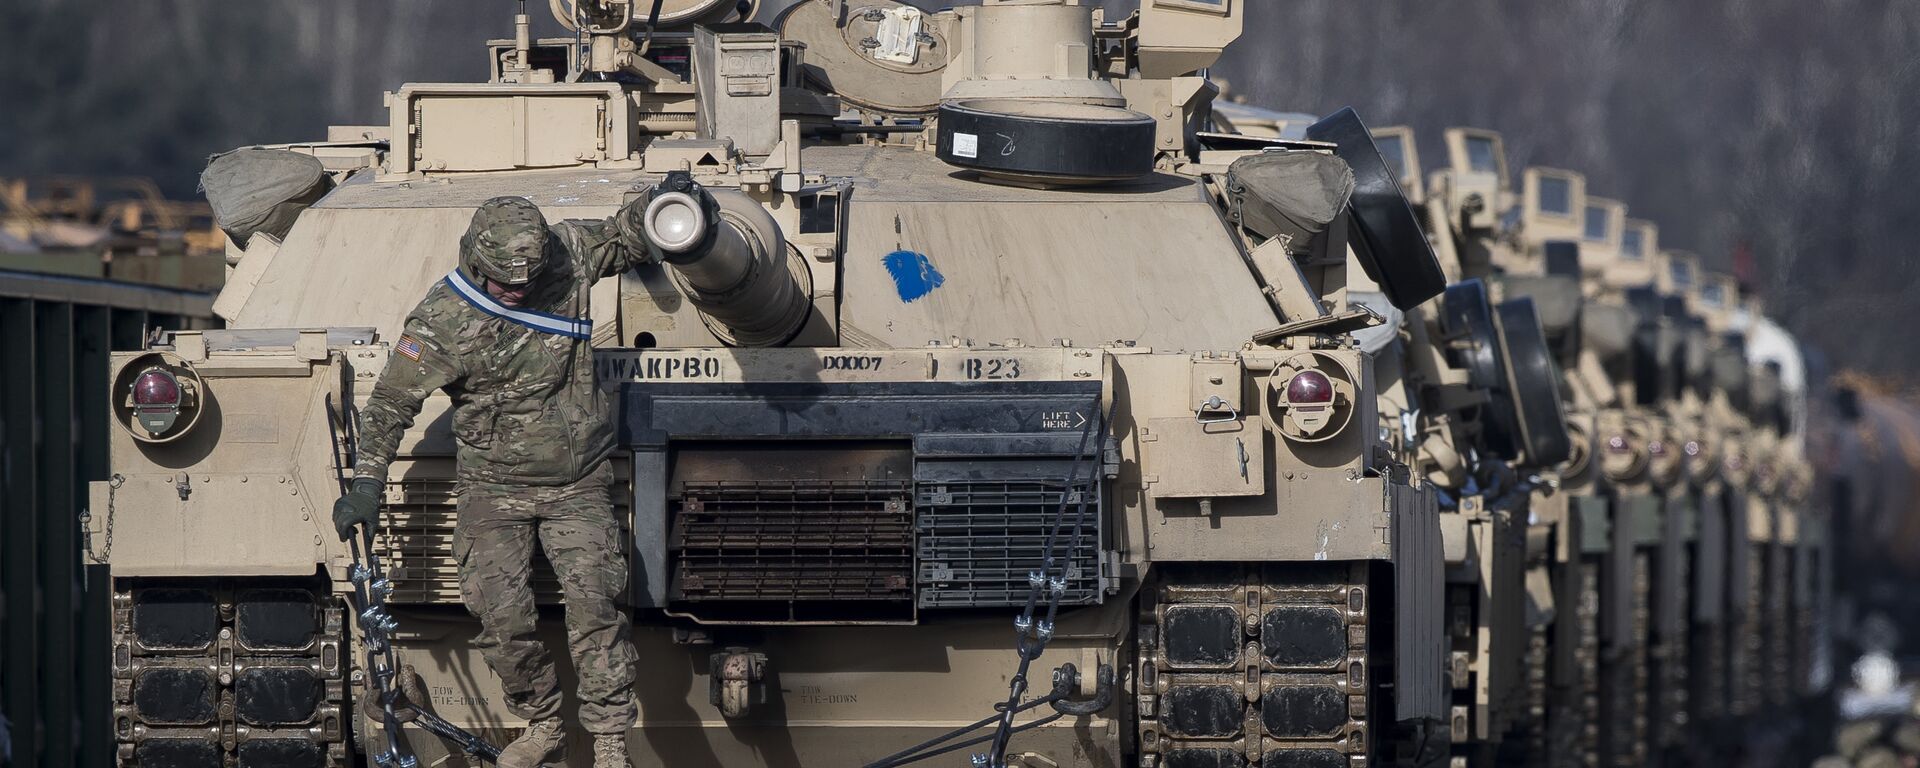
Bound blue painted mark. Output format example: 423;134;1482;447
883;250;945;303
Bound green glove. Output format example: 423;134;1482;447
332;477;384;541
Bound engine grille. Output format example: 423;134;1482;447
669;480;915;622
377;475;627;605
916;479;1102;608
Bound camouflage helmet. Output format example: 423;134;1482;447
460;197;551;284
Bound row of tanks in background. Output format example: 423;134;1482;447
1214;97;1830;767
92;1;1833;766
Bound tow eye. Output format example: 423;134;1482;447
710;647;769;718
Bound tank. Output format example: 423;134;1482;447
89;2;1833;767
1340;122;1828;767
92;2;1460;766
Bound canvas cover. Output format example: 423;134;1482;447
1226;150;1354;253
1581;301;1637;359
201;149;332;246
1498;274;1582;335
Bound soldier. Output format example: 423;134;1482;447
332;187;715;768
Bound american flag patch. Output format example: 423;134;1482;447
396;335;424;361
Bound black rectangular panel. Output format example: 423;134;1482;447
620;380;1102;448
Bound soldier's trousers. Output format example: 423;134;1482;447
452;461;637;733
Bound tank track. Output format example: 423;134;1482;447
110;577;347;767
1598;550;1650;768
1649;548;1690;758
1731;541;1764;717
1136;562;1371;768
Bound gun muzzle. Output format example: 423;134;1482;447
644;186;809;347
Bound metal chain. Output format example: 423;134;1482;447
860;405;1113;768
81;473;124;564
326;394;500;764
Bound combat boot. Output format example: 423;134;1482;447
497;717;566;768
592;733;631;768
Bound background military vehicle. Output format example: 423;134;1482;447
1340;120;1833;768
1350;123;1573;768
93;1;1473;766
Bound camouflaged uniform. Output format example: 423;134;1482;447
353;196;680;734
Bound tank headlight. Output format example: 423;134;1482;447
1286;370;1334;404
1265;354;1357;443
1283;370;1336;435
112;352;205;443
1600;424;1651;482
131;368;184;434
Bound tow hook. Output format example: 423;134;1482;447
1049;662;1116;716
710;647;768;718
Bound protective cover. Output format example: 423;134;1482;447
1225;151;1355;253
1625;287;1668;406
935;101;1156;181
1682;318;1713;398
1497;275;1581;337
1750;363;1785;430
1660;296;1691;400
1305;107;1447;310
1439;280;1524;461
201;149;332;246
1495;298;1573;467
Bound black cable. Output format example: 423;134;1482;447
861;691;1067;768
638;0;666;55
982;407;1106;766
876;713;1066;768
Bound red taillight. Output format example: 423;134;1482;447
1286;370;1334;405
132;369;181;407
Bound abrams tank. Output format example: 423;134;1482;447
91;2;1464;766
1364;125;1584;767
1338;121;1830;767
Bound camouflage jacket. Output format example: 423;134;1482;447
353;212;651;487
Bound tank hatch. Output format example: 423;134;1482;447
777;0;949;117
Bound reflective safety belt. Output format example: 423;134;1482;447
444;269;592;340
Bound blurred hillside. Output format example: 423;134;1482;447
3;0;1916;373
1202;1;1920;380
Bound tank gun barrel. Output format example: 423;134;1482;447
643;174;809;346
